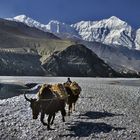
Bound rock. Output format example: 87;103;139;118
43;44;119;77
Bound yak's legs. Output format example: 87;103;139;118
47;114;53;130
47;114;56;130
61;109;66;122
50;113;55;125
68;103;72;116
73;103;76;111
40;112;48;126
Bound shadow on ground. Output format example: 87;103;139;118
60;121;125;137
79;111;124;119
0;83;40;99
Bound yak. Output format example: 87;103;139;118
24;84;66;130
63;81;82;115
36;84;67;124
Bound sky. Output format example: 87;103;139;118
0;0;140;28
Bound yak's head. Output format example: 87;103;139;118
24;94;40;119
70;82;82;95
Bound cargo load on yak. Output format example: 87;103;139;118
63;82;71;88
69;81;82;95
36;84;46;98
36;84;54;99
51;83;68;99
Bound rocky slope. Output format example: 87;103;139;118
0;18;77;76
81;41;140;74
0;18;58;40
0;18;74;57
42;44;118;77
0;52;44;76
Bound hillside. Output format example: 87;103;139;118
0;52;44;76
0;19;76;76
42;44;118;77
81;41;140;74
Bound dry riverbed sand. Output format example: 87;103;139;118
0;77;140;140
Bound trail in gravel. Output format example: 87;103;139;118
0;77;140;140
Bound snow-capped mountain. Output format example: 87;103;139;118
7;15;80;39
6;15;49;32
6;15;140;74
72;16;135;49
135;29;140;50
7;15;140;50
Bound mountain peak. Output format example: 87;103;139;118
7;15;50;32
48;20;61;24
109;16;121;20
106;16;126;26
5;15;138;49
13;14;28;21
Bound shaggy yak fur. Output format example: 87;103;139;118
24;84;66;130
63;82;82;115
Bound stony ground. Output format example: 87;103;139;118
0;77;140;140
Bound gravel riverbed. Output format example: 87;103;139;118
0;77;140;140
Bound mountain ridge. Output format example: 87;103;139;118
6;15;140;50
2;15;140;76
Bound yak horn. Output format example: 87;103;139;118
24;94;31;102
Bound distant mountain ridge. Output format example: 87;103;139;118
7;15;140;50
0;18;76;76
3;15;140;76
